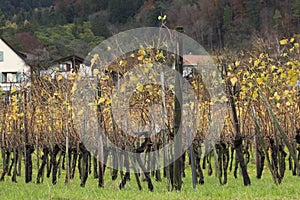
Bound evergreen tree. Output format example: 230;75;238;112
223;5;233;32
292;0;300;31
108;0;144;23
273;9;282;32
246;0;260;30
90;12;110;38
0;9;5;27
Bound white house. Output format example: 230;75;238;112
0;38;31;92
183;54;213;77
40;55;91;79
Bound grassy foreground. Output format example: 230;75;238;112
0;160;299;200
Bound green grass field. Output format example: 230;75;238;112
0;158;299;200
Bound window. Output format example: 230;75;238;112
0;51;3;62
58;63;71;71
0;72;21;83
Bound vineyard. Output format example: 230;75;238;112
0;30;300;200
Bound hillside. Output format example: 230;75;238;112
1;0;300;61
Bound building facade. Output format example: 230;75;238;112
0;38;31;92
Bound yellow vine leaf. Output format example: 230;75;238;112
56;74;63;81
77;73;82;81
280;73;286;79
98;97;105;104
220;96;228;103
138;49;145;55
259;53;264;58
274;92;280;101
254;59;260;67
93;69;100;76
146;62;153;68
256;77;263;85
71;83;77;93
252;89;258;100
276;103;281;108
130;75;138;83
12;114;17;120
69;72;76;80
270;65;277;72
91;54;100;67
10;87;17;94
283;90;289;97
136;85;144;92
119;60;127;66
88;102;95;107
121;83;127;92
287;69;299;86
105;99;112;105
241;85;247;91
78;110;84;116
230;76;238;86
280;39;288;45
212;71;217;78
138;55;144;61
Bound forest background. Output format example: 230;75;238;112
1;0;300;64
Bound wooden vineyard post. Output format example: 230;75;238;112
23;89;33;183
65;86;70;184
173;26;184;191
160;67;171;190
97;75;104;188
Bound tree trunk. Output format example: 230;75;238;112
80;144;89;187
12;148;18;183
71;149;78;179
255;136;265;179
226;79;251;186
51;145;60;185
0;149;10;181
37;147;49;184
25;144;34;183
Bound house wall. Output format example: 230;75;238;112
40;63;91;79
0;39;31;91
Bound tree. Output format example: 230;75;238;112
246;0;260;30
0;9;5;27
16;32;43;52
108;0;144;23
223;5;233;32
292;0;300;31
259;0;276;37
273;9;282;32
90;11;111;38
